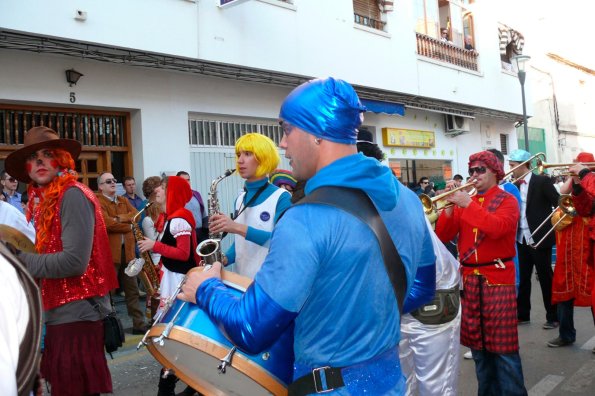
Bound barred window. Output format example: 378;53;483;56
188;118;283;147
500;133;508;155
0;108;126;147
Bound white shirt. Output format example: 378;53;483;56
0;254;30;396
0;201;35;243
517;172;533;244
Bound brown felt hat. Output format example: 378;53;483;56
5;126;82;183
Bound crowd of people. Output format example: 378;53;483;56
2;77;595;396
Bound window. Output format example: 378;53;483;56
415;0;440;39
188;118;283;147
416;0;475;48
499;23;524;69
499;133;508;155
353;0;392;31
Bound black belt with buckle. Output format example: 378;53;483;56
288;366;345;395
461;257;514;268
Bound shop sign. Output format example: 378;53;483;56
382;128;435;148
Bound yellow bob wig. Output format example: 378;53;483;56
235;133;280;179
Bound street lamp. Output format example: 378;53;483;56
512;54;531;151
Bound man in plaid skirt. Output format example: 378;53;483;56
436;150;527;395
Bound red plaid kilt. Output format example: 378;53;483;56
460;274;519;354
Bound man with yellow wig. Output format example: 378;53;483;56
209;133;292;279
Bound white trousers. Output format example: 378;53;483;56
399;309;461;396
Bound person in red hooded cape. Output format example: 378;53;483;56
6;126;118;396
138;175;199;396
548;152;594;348
569;153;595;351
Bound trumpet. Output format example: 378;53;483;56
530;195;577;249
535;160;595;176
420;180;477;223
503;152;546;183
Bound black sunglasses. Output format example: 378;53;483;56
468;166;487;176
5;177;17;183
101;178;118;185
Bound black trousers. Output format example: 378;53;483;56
516;242;558;323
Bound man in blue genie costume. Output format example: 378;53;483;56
179;77;435;395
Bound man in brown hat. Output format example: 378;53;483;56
6;126;118;395
96;171;147;334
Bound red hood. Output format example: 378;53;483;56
166;176;195;229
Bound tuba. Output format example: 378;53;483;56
131;202;161;319
196;169;236;265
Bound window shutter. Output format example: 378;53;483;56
353;0;380;20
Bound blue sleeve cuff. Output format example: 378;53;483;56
245;226;271;246
402;263;436;313
196;278;297;354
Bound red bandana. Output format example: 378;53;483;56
468;151;505;181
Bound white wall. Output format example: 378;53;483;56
1;0;528;117
0;50;292;184
0;0;199;57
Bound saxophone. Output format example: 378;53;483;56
131;202;161;319
196;168;236;265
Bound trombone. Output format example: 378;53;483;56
530;195;576;249
503;152;546;183
535;159;595;176
420;181;477;223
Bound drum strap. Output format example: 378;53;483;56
297;186;407;312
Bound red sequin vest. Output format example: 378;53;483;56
36;181;118;310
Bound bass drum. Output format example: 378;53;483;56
146;271;294;396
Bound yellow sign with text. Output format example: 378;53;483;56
382;128;435;148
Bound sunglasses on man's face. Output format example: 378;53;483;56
101;178;117;185
468;166;487;176
4;177;17;183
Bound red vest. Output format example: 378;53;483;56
36;181;118;310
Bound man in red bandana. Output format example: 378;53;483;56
6;126;118;396
436;151;527;395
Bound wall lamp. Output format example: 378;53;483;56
65;69;84;86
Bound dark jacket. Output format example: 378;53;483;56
520;174;560;249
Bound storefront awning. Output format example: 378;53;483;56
361;99;405;116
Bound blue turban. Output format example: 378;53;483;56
509;149;531;162
279;77;366;145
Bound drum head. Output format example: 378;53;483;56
0;225;35;253
147;325;287;396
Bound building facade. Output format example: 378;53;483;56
0;0;529;214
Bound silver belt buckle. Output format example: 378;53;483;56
313;366;334;393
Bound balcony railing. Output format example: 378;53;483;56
354;13;386;31
416;32;479;72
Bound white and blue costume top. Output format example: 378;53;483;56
196;154;436;394
224;178;291;276
228;178;291;278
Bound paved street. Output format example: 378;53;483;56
103;280;595;396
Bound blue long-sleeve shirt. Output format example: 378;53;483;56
196;154;435;394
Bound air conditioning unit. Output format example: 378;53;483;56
445;114;471;137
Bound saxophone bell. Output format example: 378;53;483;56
197;238;221;265
197;169;235;266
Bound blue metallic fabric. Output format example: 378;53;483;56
294;347;406;395
402;263;436;313
279;77;366;145
196;278;297;355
